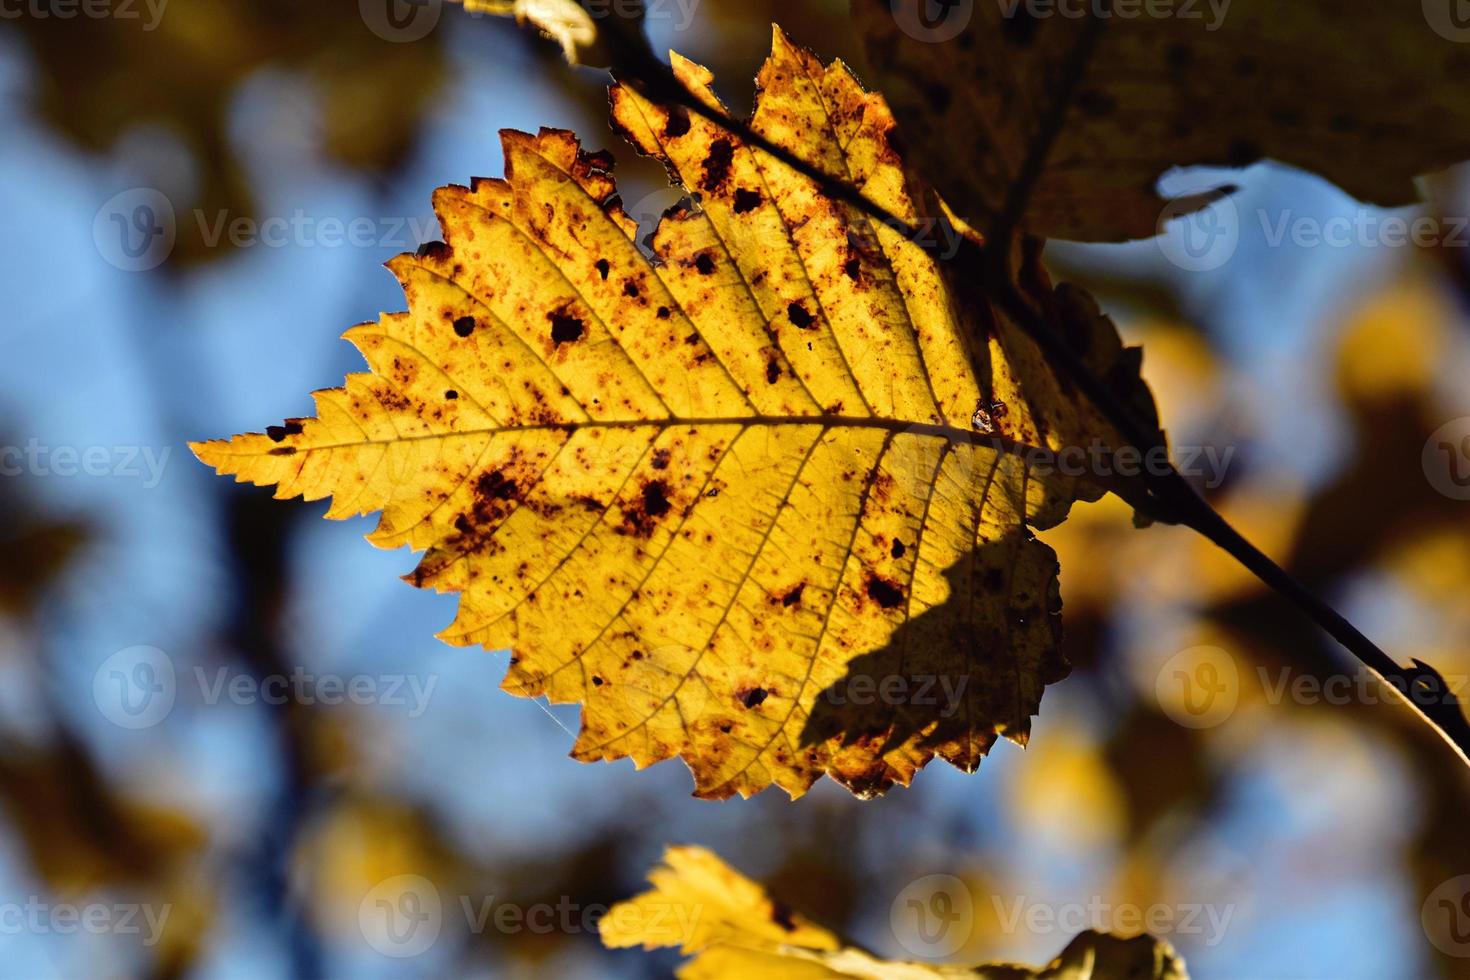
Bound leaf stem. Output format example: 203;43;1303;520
610;43;1470;770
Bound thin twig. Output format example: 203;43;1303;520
598;28;1470;768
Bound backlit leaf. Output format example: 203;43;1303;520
602;845;1190;979
192;28;1159;798
856;0;1470;241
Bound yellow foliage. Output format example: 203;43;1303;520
603;846;1190;979
194;30;1157;798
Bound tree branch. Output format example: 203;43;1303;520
594;26;1470;769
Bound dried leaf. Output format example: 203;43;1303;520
856;0;1470;241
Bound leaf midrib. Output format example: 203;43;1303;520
210;414;1048;457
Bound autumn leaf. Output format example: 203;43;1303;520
855;0;1470;241
601;845;1190;979
192;28;1159;799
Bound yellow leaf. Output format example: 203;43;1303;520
602;845;1190;980
460;0;633;66
193;29;1158;798
600;845;840;955
855;2;1470;241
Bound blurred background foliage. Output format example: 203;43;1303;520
3;1;1470;977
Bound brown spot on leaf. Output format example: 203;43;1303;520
453;316;476;337
619;480;673;537
732;188;762;213
549;307;585;345
865;575;905;609
891;540;906;559
266;420;304;442
739;687;768;709
787;302;815;329
700;138;735;193
694;253;716;276
664;106;691;137
595;258;611;280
